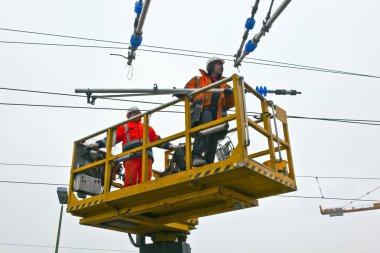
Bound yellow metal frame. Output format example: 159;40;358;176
67;74;296;236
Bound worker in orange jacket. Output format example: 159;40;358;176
94;106;174;187
184;57;234;167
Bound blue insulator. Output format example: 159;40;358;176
134;1;144;14
245;18;255;30
263;86;267;97
244;40;257;54
255;86;268;97
130;34;143;48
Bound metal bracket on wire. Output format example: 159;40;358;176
85;89;97;105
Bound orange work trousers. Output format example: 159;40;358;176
123;157;152;187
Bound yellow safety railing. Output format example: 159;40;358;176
68;74;295;205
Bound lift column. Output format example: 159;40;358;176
138;234;191;253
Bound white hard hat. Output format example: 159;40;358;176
127;106;141;118
206;57;225;70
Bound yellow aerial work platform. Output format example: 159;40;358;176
67;74;296;241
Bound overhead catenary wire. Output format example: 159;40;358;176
0;162;68;168
340;185;380;208
5;86;376;125
2;26;377;78
0;180;67;186
2;86;380;126
1;162;380;181
297;175;380;180
1;102;380;126
276;195;380;202
1;179;379;202
0;38;379;79
0;27;364;75
1;40;378;79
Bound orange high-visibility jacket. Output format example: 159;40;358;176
185;69;234;126
114;118;162;160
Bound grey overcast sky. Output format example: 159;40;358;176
1;0;380;252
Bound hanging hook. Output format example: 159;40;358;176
127;64;134;80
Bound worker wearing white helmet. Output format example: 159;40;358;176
93;106;175;187
184;57;234;167
126;105;141;119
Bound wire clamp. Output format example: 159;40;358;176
85;89;93;104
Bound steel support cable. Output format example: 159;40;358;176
315;177;325;198
1;27;380;78
340;185;380;208
1;40;379;79
263;0;275;28
235;0;260;59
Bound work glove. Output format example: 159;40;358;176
87;143;99;150
224;87;233;96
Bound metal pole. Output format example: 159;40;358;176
55;204;64;253
75;76;233;142
235;0;291;67
75;88;224;94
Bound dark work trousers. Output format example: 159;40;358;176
192;106;220;164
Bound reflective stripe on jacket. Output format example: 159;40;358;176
115;119;160;160
185;69;234;126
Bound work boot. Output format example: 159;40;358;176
192;158;206;167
